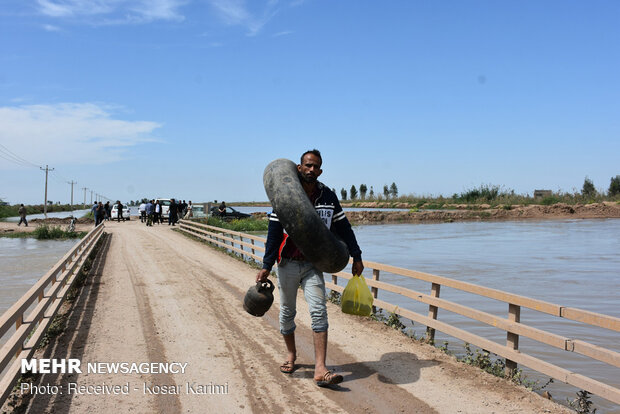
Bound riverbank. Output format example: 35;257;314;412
0;218;94;237
344;202;620;224
244;202;620;224
0;204;81;220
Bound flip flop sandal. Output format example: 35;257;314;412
280;360;296;374
315;370;343;387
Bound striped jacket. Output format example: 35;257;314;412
261;181;362;271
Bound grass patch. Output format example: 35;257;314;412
0;224;87;239
540;195;561;205
197;216;268;232
422;202;445;209
568;390;598;414
33;225;86;239
341;187;620;209
456;184;505;203
38;314;68;348
447;342;555;392
0;231;34;239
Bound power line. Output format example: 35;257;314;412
50;169;70;181
0;149;34;167
0;143;41;168
0;144;119;206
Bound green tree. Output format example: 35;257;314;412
608;175;620;197
340;188;347;200
359;184;368;199
369;186;374;199
350;185;358;200
383;184;389;199
390;182;398;198
582;177;596;198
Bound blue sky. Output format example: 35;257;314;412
1;0;618;205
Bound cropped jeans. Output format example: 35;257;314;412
277;258;328;335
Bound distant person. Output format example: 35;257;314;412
17;204;28;227
145;199;154;226
218;201;227;217
92;202;98;226
139;201;147;223
154;200;162;224
95;202;105;226
104;201;111;221
168;198;178;226
116;200;124;222
184;201;193;219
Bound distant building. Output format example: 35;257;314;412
534;190;552;198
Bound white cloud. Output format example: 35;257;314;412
36;0;186;23
207;0;279;36
35;0;302;30
129;0;186;22
272;30;292;37
0;103;162;167
42;24;62;31
209;0;250;25
37;0;117;17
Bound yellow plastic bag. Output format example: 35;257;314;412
341;275;374;316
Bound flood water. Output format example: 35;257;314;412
1;218;618;411
346;219;620;412
0;238;79;314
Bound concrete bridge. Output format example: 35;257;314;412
1;219;617;413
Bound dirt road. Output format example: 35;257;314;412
10;220;570;413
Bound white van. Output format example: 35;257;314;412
155;198;171;219
111;204;130;221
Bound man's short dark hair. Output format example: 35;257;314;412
301;149;322;166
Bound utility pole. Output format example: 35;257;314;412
82;187;88;208
40;165;54;219
68;180;77;211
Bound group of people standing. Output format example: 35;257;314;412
139;199;164;226
171;199;193;222
92;200;125;226
138;199;193;227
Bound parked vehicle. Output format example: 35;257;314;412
155;198;171;219
111;204;130;221
192;205;206;218
210;206;251;220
